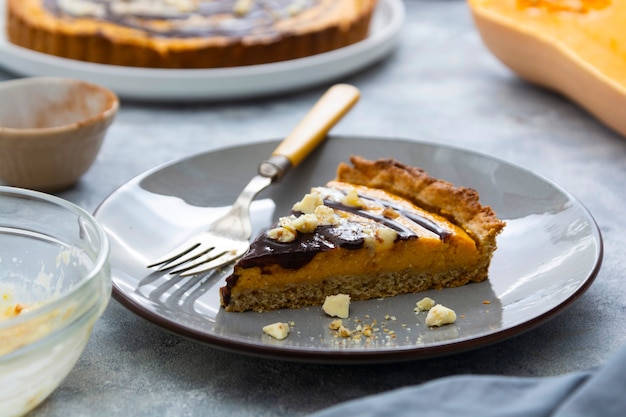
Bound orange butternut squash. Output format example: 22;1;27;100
469;0;626;137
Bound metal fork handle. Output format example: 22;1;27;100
210;84;360;238
259;84;361;182
210;175;272;237
258;155;292;182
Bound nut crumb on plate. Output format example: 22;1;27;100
329;319;343;330
337;325;352;338
415;296;436;312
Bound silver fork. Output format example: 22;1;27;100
147;84;360;276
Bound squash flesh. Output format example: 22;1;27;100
471;0;625;86
469;0;626;137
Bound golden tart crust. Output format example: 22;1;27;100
336;156;505;266
6;0;377;68
220;156;506;313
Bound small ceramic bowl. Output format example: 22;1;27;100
0;77;119;191
0;186;111;417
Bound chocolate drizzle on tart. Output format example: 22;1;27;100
7;0;378;68
220;156;506;313
42;0;323;39
239;189;453;270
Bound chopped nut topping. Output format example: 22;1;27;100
360;227;376;248
233;0;253;15
292;213;319;233
266;226;296;243
342;188;363;208
314;205;340;226
382;206;400;219
287;0;307;16
362;225;398;250
292;192;323;214
278;215;297;231
375;227;398;250
170;0;196;12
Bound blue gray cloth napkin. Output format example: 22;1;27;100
309;345;626;417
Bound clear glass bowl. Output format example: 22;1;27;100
0;186;111;417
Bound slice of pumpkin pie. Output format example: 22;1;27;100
220;156;505;313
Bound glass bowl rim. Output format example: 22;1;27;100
0;185;110;332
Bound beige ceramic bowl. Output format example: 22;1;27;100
0;77;119;191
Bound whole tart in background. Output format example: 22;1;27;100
6;0;378;68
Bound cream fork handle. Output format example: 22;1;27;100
270;84;360;169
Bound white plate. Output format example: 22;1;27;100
94;137;603;363
0;0;404;101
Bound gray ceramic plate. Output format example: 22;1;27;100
95;137;603;363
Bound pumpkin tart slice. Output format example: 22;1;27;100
220;156;505;313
